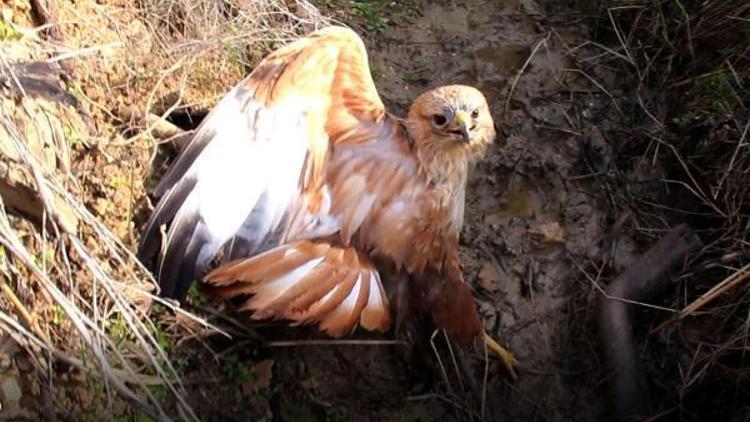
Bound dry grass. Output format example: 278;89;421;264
0;0;327;419
134;0;329;127
0;78;196;418
587;0;749;417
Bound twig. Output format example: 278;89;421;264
443;329;465;395
0;278;50;343
607;7;639;77
650;262;750;335
503;34;550;116
0;84;200;420
29;0;74;76
570;255;678;313
46;42;124;64
715;119;750;196
0;313;162;419
562;68;624;116
430;328;455;398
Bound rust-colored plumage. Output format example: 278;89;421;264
138;26;497;348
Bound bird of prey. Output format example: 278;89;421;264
138;26;516;373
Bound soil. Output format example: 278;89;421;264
175;1;641;421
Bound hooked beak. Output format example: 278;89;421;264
454;110;472;142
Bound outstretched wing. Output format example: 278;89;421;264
201;124;431;336
137;26;386;300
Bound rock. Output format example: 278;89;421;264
0;334;19;370
0;374;22;412
478;262;502;292
528;221;564;244
0;61;86;234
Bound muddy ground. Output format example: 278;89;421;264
176;1;642;421
0;0;689;419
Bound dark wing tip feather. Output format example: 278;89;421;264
154;204;204;301
153;120;221;198
137;176;197;266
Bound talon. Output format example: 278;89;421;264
484;331;518;380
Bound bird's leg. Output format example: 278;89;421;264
484;331;518;380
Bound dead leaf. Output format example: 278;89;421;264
528;221;564;243
1;375;22;412
300;376;319;391
241;359;274;397
0;334;19;370
478;262;502;292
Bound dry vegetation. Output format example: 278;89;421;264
0;0;326;419
588;0;749;417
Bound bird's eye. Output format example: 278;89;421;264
471;109;480;119
432;114;448;126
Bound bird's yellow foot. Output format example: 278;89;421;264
484;332;518;380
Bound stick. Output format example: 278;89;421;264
29;0;74;76
503;34;549;116
650;261;750;335
0;278;50;343
598;224;700;421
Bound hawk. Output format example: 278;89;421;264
138;26;515;373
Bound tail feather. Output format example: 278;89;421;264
317;270;370;335
360;271;390;331
288;269;348;312
204;240;391;336
244;257;328;316
206;246;288;285
208;243;329;285
293;271;358;325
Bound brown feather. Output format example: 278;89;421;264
208;282;259;300
248;246;321;282
294;270;359;328
255;264;336;316
205;240;390;336
287;247;353;312
205;246;289;284
319;271;370;336
359;272;390;332
411;264;481;347
287;269;345;313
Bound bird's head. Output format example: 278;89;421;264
406;85;496;175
